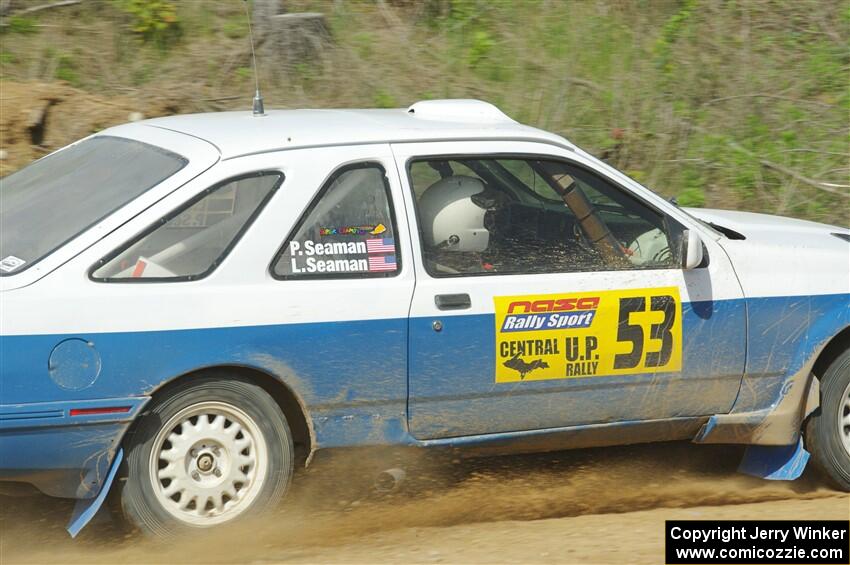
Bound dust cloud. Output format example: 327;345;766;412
1;442;844;564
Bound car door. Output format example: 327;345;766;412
393;140;746;440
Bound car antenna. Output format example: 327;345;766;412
243;0;265;116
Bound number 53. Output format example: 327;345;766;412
613;295;677;370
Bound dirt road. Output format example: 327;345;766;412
1;442;847;564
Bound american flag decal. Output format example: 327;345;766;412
368;254;397;272
366;237;395;254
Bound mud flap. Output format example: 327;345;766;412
737;438;809;481
66;448;123;537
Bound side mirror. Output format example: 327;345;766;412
681;229;704;270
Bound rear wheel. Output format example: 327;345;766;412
118;375;294;537
805;349;850;491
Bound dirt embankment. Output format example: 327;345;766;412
0;81;182;176
1;442;847;564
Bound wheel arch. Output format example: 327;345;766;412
812;325;850;381
127;364;315;467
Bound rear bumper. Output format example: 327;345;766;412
0;397;148;498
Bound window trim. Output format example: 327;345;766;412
405;153;690;279
269;161;402;281
90;170;284;283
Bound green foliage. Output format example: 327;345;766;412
114;0;181;49
780;130;797;148
293;62;313;82
541;18;568;58
422;0;505;79
55;54;80;86
805;41;847;94
677;167;706;207
222;16;247;40
352;32;374;58
677;187;705;207
466;30;494;67
373;89;397;108
654;0;696;74
5;16;37;34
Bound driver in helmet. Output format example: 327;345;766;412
418;175;507;274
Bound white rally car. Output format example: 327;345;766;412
1;100;848;537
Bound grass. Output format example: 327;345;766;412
0;0;847;225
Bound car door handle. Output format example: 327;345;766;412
435;293;471;310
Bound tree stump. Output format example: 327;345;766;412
262;12;331;67
252;0;284;41
253;0;331;69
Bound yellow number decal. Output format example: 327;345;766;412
494;287;682;383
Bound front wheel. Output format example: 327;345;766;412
118;375;294;537
805;349;850;491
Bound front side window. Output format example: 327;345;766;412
0;136;187;276
92;171;282;281
408;157;682;276
272;163;400;278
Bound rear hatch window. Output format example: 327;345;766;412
0;136;187;275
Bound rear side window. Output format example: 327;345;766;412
272;163;400;279
92;171;282;281
0;136;186;276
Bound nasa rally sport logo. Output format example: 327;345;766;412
500;296;600;333
493;288;682;383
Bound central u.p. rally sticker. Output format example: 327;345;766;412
494;288;682;382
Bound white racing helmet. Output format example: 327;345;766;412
419;175;491;252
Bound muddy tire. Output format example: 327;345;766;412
805;349;850;491
117;375;294;537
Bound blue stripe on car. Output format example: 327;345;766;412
1;293;847;498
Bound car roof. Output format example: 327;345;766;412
135;100;575;160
